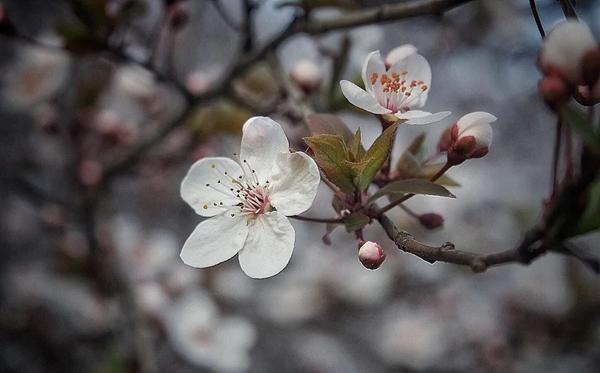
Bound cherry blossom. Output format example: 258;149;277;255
340;49;450;125
180;116;320;278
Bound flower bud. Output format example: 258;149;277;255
447;112;496;165
418;213;444;230
540;19;598;85
78;160;103;187
358;241;386;270
437;126;453;152
539;75;571;106
185;71;210;95
168;2;189;30
291;59;322;93
581;48;600;87
384;44;417;68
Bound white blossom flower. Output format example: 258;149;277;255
180;117;320;278
291;59;322;91
114;64;156;99
340;50;450;125
540;19;598;84
165;291;256;372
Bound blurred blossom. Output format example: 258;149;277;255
326;253;393;307
114;64;157;100
348;26;384;71
2;46;69;108
212;265;257;303
112;214;180;282
291;59;323;92
136;281;169;317
257;278;325;325
378;304;450;369
165;290;256;372
5;267;116;335
185;70;211;95
292;331;363;373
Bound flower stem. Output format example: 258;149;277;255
289;215;343;224
528;0;546;38
376;162;452;215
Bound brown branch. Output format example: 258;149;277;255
303;0;475;34
378;213;546;273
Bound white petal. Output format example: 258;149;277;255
456;111;497;132
361;50;386;94
396;110;451;125
239;117;289;184
541;19;597;83
180;212;249;268
457;112;497;147
181;157;244;217
340;80;391;114
385;44;418;67
238;212;294;279
269;152;320;216
390;53;432;87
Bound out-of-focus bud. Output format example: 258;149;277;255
581;48;600;87
185;71;210;95
78;160;103;187
291;59;322;93
540;19;598;85
539;75;571;106
446;112;497;165
0;4;16;36
358;240;386;270
168;2;189;30
384;44;417;68
418;213;444;230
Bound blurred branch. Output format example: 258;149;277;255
303;0;476;34
528;0;546;38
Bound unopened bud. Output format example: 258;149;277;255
384;44;417;68
291;59;322;93
418;213;444;230
168;2;189;30
437;126;453;152
581;48;600;87
447;112;496;164
540;19;598;85
358;241;386;270
540;75;571;106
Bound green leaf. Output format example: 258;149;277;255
304;134;355;193
351;122;399;191
396;132;426;175
349;128;366;161
306;113;354;145
369;179;456;202
560;105;600;150
343;212;370;232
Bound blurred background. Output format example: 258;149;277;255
1;0;599;372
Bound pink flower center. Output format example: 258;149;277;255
241;186;272;216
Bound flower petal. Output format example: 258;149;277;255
269;152;320;216
396;110;451;125
340;80;391;114
239;117;289;184
385;44;418;67
181;157;244;217
390;53;432;88
456;111;498;132
238;212;294;279
180;212;249;268
361;50;386;94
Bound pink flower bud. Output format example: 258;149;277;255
384;44;418;68
418;213;444;230
539;75;571;106
291;59;322;92
358;241;386;270
168;2;189;30
185;71;211;95
447;112;496;165
540;19;598;85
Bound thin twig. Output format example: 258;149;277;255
290;215;343;224
528;0;546;38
